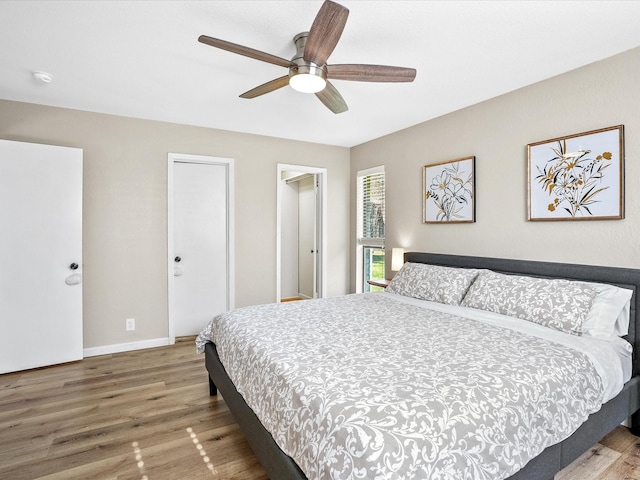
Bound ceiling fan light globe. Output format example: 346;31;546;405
289;73;326;93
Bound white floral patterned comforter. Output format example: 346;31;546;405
196;293;607;480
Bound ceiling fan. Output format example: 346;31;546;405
198;0;416;114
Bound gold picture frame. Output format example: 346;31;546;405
527;125;624;221
423;156;475;223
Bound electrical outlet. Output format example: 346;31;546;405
126;318;135;331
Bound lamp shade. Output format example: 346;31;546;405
391;248;405;271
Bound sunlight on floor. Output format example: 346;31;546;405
131;441;148;480
187;427;220;477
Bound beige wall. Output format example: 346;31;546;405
2;46;638;349
0;100;350;349
350;46;640;291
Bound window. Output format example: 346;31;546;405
356;166;385;292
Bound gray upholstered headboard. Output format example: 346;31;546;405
404;252;640;376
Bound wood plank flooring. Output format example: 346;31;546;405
1;337;639;480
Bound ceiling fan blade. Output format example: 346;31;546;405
304;0;349;66
315;81;348;114
327;64;417;82
198;35;294;68
240;76;290;99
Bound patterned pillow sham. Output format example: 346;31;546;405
386;262;479;305
461;270;597;335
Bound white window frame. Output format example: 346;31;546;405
356;165;385;293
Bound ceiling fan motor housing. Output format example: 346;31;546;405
289;32;327;92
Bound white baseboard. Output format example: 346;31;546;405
83;337;170;358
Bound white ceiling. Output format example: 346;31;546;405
2;1;640;148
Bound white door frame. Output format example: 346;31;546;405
167;153;234;344
276;163;327;302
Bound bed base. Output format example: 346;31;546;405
205;342;305;479
205;252;640;480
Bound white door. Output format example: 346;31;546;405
172;160;229;337
0;139;83;374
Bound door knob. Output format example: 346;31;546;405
174;256;181;263
69;263;79;270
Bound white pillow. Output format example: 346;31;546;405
580;282;633;338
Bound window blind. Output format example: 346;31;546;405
357;171;385;244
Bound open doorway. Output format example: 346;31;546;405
277;164;327;302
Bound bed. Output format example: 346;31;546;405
196;252;640;480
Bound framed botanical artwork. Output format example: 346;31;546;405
423;156;475;223
527;125;624;221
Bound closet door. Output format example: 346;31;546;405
0;140;83;374
173;161;228;336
